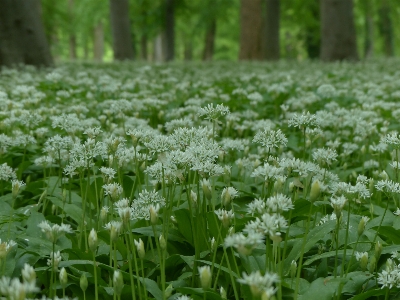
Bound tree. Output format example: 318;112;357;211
263;0;280;60
239;0;263;60
320;0;358;61
109;0;135;60
378;0;394;57
165;0;175;61
0;0;53;67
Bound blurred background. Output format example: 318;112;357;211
0;0;399;66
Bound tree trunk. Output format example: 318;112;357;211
320;0;358;61
202;18;216;61
239;0;263;60
68;0;77;60
379;0;394;57
141;34;148;61
185;38;193;61
0;0;53;67
305;0;320;59
109;0;135;60
364;0;374;58
94;22;104;62
165;0;175;61
263;0;280;60
154;33;166;62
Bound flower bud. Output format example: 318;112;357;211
368;256;377;273
164;284;174;298
110;225;119;243
80;274;88;292
309;180;320;202
289;182;295;193
357;216;369;237
149;204;159;225
202;179;212;201
375;241;382;260
290;260;297;279
100;206;108;223
159;234;167;251
88;228;98;252
198;266;212;289
359;252;368;271
135;238;145;259
220;286;227;299
59;267;68;288
21;263;36;284
386;258;394;272
113;270;124;296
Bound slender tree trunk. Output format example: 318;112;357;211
154;33;166;62
305;0;320;59
364;0;374;58
0;0;53;67
263;0;280;60
94;22;104;62
165;0;175;61
68;0;77;60
109;0;134;60
320;0;358;61
379;0;394;57
239;0;263;60
202;18;216;61
185;38;193;61
141;34;148;60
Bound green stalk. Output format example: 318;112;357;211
93;252;99;300
124;233;137;300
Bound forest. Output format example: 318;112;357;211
2;1;400;300
1;0;400;65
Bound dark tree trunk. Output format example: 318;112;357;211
320;0;358;61
305;0;320;59
379;0;394;57
141;34;148;60
109;0;135;60
165;0;175;61
202;18;216;61
68;0;77;60
0;0;53;67
263;0;280;60
239;0;263;60
364;0;374;58
94;22;104;62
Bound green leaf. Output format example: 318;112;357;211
298;277;343;300
174;209;193;246
349;288;386;300
48;196;83;226
284;220;336;273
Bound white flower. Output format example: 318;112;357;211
224;232;264;255
38;221;73;243
312;148;337;166
103;183;123;201
198;103;230;121
237;270;279;297
253;129;288;152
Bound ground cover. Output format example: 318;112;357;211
1;60;400;299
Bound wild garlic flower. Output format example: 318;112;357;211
221;187;239;207
99;167;116;182
0;163;16;181
176;296;192;300
252;129;288;152
198;103;230;121
0;239;17;260
377;269;400;289
38;221;73;243
214;208;235;228
11;180;25;198
381;132;400;147
103;183;124;201
244;213;288;238
312;148;337;167
131;190;165;221
21;263;36;284
330;195;347;217
198;266;212;289
224;232;264;255
0;276;39;299
47;251;62;270
288;112;317;129
237;270;279;298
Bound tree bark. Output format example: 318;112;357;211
320;0;358;61
239;0;263;60
68;0;77;60
185;38;193;61
94;22;104;62
0;0;53;67
165;0;175;61
202;18;216;61
263;0;280;60
379;0;394;57
109;0;135;60
141;34;148;61
364;0;374;58
154;32;166;62
305;0;320;59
